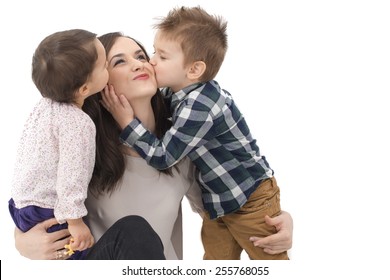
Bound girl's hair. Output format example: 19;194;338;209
32;29;98;103
154;6;228;81
83;32;173;196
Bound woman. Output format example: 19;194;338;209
14;32;293;260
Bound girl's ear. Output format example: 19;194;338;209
187;61;206;80
77;84;90;98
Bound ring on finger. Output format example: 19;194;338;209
55;249;66;260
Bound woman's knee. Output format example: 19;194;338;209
114;215;149;228
112;215;158;238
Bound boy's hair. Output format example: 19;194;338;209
154;6;228;81
32;29;98;103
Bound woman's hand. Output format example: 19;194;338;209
249;211;293;255
101;84;134;129
14;218;72;260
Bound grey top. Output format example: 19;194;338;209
85;155;203;260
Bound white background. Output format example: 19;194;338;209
1;0;389;279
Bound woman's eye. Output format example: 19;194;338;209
113;59;125;66
137;54;147;61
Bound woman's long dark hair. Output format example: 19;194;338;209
83;32;173;196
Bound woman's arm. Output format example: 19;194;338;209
249;211;293;255
14;218;71;260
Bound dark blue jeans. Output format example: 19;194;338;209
85;215;166;260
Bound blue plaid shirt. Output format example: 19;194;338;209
120;80;274;219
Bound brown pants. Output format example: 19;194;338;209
201;177;289;260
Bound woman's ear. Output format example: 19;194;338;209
187;61;206;80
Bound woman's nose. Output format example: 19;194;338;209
132;59;144;71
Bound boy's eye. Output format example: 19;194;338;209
152;51;165;60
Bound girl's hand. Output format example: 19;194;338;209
67;219;94;251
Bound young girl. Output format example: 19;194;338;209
8;29;109;259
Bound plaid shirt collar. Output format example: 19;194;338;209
162;82;205;113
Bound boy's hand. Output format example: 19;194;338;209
101;84;134;129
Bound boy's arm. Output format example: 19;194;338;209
102;85;216;170
124;96;217;169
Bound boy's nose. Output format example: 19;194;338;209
149;56;157;66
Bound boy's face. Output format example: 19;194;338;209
150;31;190;93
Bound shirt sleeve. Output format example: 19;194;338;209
54;110;96;223
120;97;216;170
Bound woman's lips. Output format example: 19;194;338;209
133;73;149;80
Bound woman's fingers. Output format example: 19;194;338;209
249;211;293;254
54;248;70;260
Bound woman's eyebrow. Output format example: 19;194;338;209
108;53;125;64
135;49;145;56
109;49;144;63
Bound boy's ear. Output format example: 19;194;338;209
187;61;206;80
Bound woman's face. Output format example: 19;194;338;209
106;37;157;102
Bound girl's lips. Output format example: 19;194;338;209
133;73;149;80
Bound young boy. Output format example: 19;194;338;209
104;6;288;260
9;29;109;259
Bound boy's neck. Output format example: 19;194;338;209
170;80;205;94
170;80;203;94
